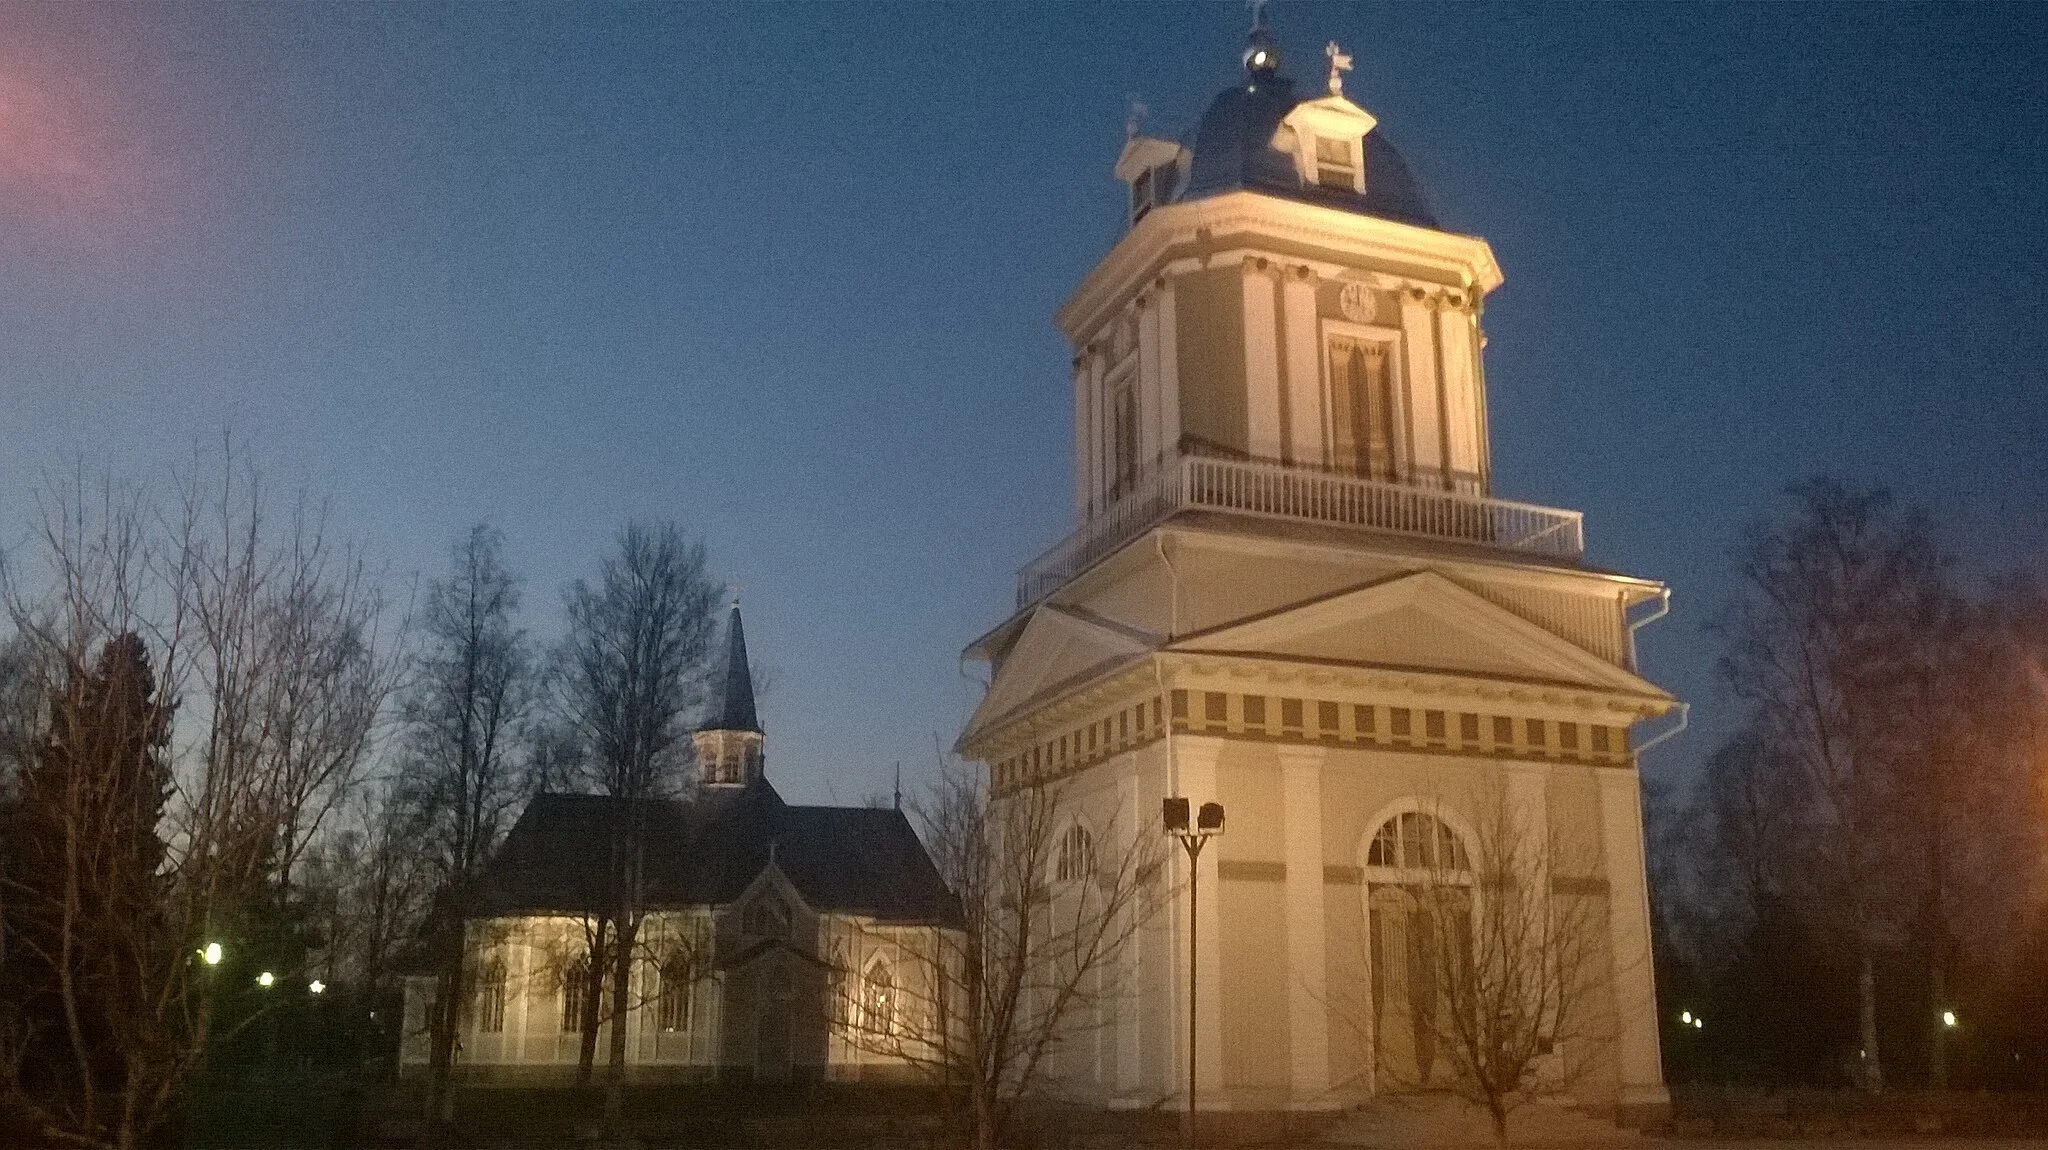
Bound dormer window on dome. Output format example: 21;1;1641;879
1115;132;1188;226
1272;42;1375;195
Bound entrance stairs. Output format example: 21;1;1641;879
1318;1093;1647;1149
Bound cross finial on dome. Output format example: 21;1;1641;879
1125;96;1148;142
1325;41;1353;97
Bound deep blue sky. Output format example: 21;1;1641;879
4;3;2044;804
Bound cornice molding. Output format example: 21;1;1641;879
1057;191;1504;342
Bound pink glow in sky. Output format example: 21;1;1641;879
0;63;149;236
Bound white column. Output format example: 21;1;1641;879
1437;302;1481;492
1599;767;1670;1109
1277;744;1330;1106
1075;355;1096;521
1138;292;1163;469
1281;270;1324;468
1175;736;1227;1107
1398;290;1441;481
1242;262;1284;463
1157;279;1181;463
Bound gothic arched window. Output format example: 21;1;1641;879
743;892;790;940
476;957;507;1034
657;950;693;1033
560;956;590;1034
862;956;898;1037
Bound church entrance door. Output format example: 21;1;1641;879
754;963;793;1083
1368;884;1470;1091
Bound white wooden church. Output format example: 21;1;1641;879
401;605;962;1083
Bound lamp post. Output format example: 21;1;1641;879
1164;796;1223;1150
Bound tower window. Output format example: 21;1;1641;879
1327;336;1397;481
1108;374;1139;500
1313;135;1359;191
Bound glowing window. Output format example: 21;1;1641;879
657;951;692;1032
476;959;506;1034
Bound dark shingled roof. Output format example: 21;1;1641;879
474;781;962;927
1177;74;1439;231
705;603;761;734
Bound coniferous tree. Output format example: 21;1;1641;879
1;633;173;1144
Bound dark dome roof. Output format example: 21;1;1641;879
1178;75;1439;230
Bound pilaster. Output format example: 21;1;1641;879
1280;268;1324;468
1398;289;1441;480
1241;261;1284;463
1276;744;1331;1106
1599;766;1669;1110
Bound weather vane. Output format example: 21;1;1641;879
1326;41;1353;97
1247;0;1270;33
1126;96;1148;142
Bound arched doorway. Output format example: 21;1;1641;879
1363;809;1473;1091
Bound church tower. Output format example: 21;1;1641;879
696;603;764;789
960;18;1677;1122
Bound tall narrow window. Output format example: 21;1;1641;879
1328;336;1396;480
1108;374;1139;500
862;957;898;1037
560;957;589;1034
657;951;692;1032
476;959;507;1034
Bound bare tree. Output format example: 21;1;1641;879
830;761;1163;1150
554;522;719;1129
1715;478;1950;1093
0;459;399;1150
1374;793;1609;1146
392;525;537;1136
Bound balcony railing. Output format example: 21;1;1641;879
1015;452;1585;609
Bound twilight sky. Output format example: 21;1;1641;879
3;2;2044;805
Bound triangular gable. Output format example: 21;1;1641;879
965;604;1157;742
1171;571;1669;699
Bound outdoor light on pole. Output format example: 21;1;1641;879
199;942;223;966
1164;796;1224;1150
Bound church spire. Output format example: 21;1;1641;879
708;600;760;734
695;601;764;789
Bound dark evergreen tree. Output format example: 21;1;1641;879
1;633;173;1144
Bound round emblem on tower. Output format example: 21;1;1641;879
1339;281;1377;323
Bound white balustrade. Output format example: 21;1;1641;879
1016;453;1584;608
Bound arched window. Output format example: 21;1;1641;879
862;956;897;1037
1365;810;1470;874
560;956;590;1034
657;950;693;1033
475;958;507;1034
743;892;790;940
1055;823;1096;883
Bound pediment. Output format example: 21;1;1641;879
1170;571;1668;699
966;605;1157;742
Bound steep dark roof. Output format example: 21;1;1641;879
704;603;761;734
1177;75;1439;230
475;782;961;927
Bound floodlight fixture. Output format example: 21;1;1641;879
1197;802;1225;833
1163;797;1190;833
